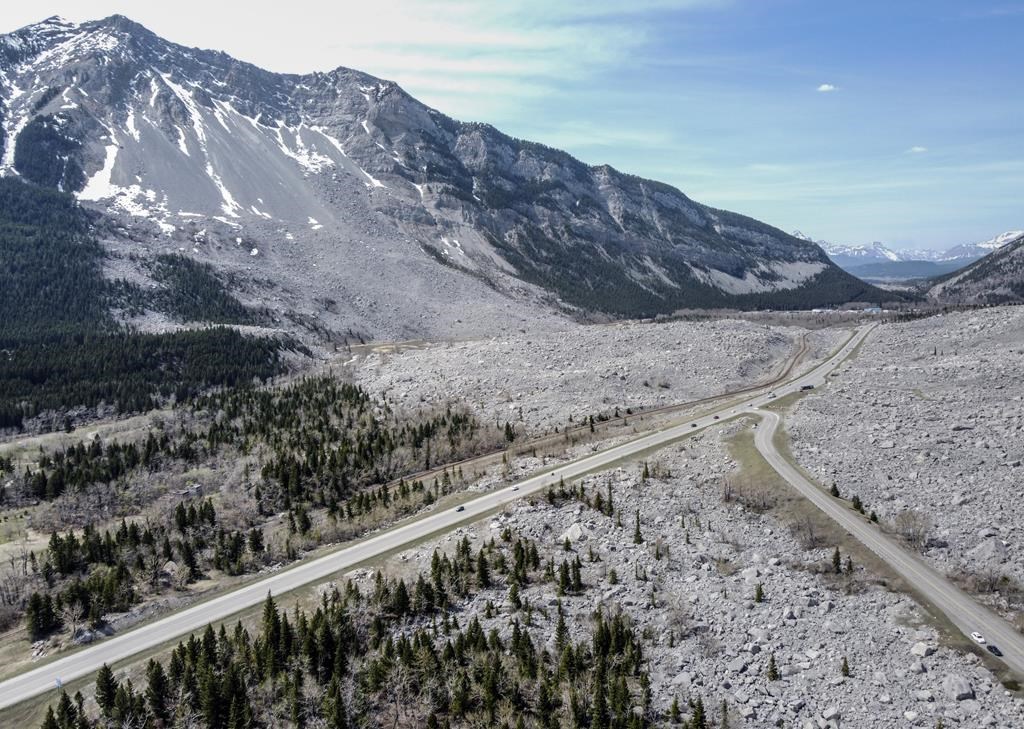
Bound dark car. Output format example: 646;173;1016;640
800;384;814;391
987;644;1003;657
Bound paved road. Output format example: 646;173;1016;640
752;407;1024;677
0;325;871;709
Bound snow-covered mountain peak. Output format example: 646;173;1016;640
813;238;903;262
980;230;1024;250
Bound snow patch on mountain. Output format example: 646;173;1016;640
78;142;119;200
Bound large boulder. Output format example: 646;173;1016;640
942;673;975;701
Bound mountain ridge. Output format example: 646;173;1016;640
1;15;893;341
926;232;1024;304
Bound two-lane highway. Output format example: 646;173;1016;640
0;324;874;710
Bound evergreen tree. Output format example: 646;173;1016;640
633;510;643;544
832;547;842;574
145;659;169;723
95;663;117;716
476;550;491;588
766;653;779;681
690;696;706;729
40;707;59;729
591;656;610;729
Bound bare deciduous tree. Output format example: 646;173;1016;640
789;514;822;549
59;599;85;640
893;509;931;549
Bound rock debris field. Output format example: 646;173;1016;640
787;308;1024;603
355;319;845;436
359;420;1023;728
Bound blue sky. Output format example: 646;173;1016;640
4;0;1023;249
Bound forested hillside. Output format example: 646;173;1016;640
0;177;293;430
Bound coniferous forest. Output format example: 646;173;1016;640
39;536;656;729
0;177;292;429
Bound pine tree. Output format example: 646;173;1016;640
642;462;649;480
40;707;59;729
670;696;681;723
476;550;491;588
558;561;570;595
633;510;643;544
691;696;706;729
754;582;764;603
392;579;410;616
590;656;610;729
555;604;568;649
832;547;842;574
766;653;779;681
841;656;850;677
145;659;169;723
95;663;117;716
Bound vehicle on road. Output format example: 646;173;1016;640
455;506;465;512
768;392;776;399
511;486;519;491
690;423;697;427
800;384;814;391
713;415;719;420
970;632;986;644
987;645;1003;657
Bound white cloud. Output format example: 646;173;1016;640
817;83;838;92
907;145;928;153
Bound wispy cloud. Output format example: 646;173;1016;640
907;145;928;153
816;83;838;92
320;0;729;119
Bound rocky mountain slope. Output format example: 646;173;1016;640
927;232;1024;304
0;15;889;341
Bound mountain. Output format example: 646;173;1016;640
939;230;1024;262
0;16;890;342
799;229;1022;283
926;232;1024;304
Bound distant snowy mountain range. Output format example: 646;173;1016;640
793;230;1024;281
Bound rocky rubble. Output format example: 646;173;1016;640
358;419;1023;727
787;308;1024;596
355;319;845;435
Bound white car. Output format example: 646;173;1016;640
511;485;519;491
970;631;986;645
